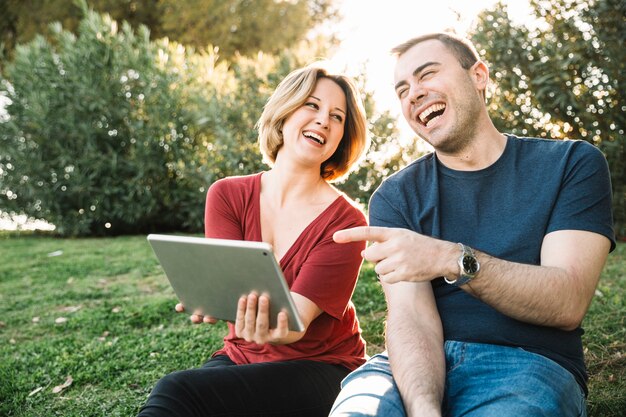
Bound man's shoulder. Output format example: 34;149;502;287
508;134;599;156
381;152;437;187
370;152;437;209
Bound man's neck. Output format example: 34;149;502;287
435;125;506;171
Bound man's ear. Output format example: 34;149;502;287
470;60;489;102
470;60;489;91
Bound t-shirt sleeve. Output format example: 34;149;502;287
369;183;414;230
290;208;367;320
204;179;245;240
547;141;616;251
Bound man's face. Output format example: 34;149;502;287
393;39;484;154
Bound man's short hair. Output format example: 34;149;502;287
391;32;480;70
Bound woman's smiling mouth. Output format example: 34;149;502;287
303;130;326;145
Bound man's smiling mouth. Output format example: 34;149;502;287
418;103;446;127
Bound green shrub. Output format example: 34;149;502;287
0;10;223;236
0;7;408;236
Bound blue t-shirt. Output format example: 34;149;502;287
369;134;615;393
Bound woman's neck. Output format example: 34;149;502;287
262;164;333;209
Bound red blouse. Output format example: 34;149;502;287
204;172;367;370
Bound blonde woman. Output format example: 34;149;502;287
138;63;369;417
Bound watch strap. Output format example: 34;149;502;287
444;243;479;286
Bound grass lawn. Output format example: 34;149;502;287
0;233;624;416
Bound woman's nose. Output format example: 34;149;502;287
315;113;329;128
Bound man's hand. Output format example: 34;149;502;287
334;226;457;284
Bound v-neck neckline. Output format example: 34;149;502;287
253;172;343;266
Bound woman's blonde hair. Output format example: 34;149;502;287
256;63;369;182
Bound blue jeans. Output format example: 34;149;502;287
329;341;588;417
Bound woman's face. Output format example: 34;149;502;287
279;77;347;169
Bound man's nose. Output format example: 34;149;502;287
407;82;427;105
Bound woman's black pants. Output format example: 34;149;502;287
137;355;351;417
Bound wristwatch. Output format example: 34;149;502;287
444;243;480;286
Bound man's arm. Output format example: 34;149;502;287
335;226;611;331
383;281;444;417
465;229;610;330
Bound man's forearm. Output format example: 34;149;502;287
384;282;444;417
388;327;444;416
464;230;610;330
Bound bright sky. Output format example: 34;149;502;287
331;0;533;138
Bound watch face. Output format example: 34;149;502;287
462;255;478;274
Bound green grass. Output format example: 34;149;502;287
0;233;624;416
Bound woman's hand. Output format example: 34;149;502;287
175;303;218;324
234;292;290;344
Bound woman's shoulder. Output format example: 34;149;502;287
329;192;367;226
209;172;263;194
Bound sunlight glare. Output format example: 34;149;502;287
332;0;533;140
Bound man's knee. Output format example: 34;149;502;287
330;354;406;417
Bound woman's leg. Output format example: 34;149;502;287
137;356;350;417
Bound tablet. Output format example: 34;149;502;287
147;234;304;332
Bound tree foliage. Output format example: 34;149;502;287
158;0;338;58
470;0;625;238
0;0;338;62
0;6;405;236
0;9;222;236
336;99;421;206
0;0;161;63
